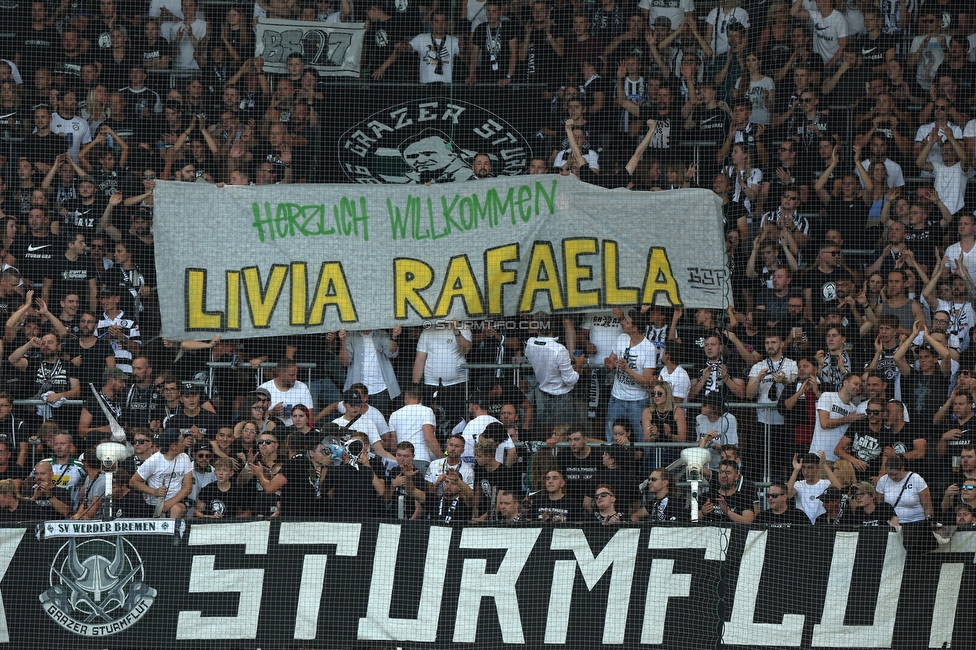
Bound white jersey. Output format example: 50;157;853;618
793;478;830;523
416;328;471;386
659;364;691;400
748;357;798;425
810;392;856;461
409;33;460;83
581;312;622;365
50;113;92;162
425;456;475;488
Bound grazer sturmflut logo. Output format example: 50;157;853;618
40;537;156;636
338;98;531;184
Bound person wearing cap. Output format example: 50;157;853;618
755;481;809;526
130;428;193;518
235;388;278;437
94;284;141;373
333;388;395;464
460;392;502;465
812;486;847;525
258;358;314;428
185;442;216;513
78;367;128;441
163;382;221;441
120;65;162;119
850;480;898;526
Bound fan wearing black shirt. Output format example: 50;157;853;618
528;468;584;523
78;367;128;441
194;457;251;518
59;174;106;234
850;481;897;526
164;382;221;441
45;229;97;310
9;207;60;288
702;459;758;523
472;437;521;521
632;467;688;522
385;441;427;519
755;482;809;525
252;431;332;519
428;467;473;523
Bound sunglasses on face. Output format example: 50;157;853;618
134;439;150;444
258;439;276;445
595;492;612;499
866;409;883;415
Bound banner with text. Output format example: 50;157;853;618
153;179;726;338
0;522;974;648
255;18;365;76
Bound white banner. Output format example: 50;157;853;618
153;177;728;338
42;519;178;538
255;18;364;77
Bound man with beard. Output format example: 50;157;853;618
702;459;758;523
60;174;106;234
61;312;116;391
632;467;687;521
809;372;863;461
50;90;92;164
78;368;128;441
471;153;494;180
258;358;313;427
124;356;160;431
8;331;80;426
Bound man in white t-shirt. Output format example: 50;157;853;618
746;330;798;477
942;213;976;284
425;433;475;495
791;0;849;68
809;373;864;460
50;89;92;163
259;359;313;427
388;385;440;473
130;429;193;517
460;393;501;465
413;320;472;435
639;0;694;30
604;309;657;441
333;389;395;464
916;128;967;215
160;0;207;70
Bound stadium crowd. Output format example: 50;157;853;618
0;0;975;537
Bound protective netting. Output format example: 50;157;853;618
2;0;976;646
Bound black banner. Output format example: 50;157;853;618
1;521;975;648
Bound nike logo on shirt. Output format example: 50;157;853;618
26;244;51;252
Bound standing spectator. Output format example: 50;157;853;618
425;432;474;495
604;308;656;441
373;12;459;84
50;90;92;164
809;372;863;461
258;358;313;427
790;0;848;69
915;129;967;216
746;329;798;475
160;0;207;71
93;286;140;373
339;326;401;414
787;451;845;523
524;313;584;433
702;458;758;522
388;385;440;474
413;318;471;434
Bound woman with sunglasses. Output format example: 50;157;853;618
641;381;687;468
239;433;283;518
849;481;898;527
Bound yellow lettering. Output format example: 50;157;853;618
307;263;358;324
226;271;240;330
603;241;639;305
563;239;599;309
241;265;288;328
485;244;518;314
641;247;682;306
291;262;307;326
434;256;484;317
185;269;223;330
393;258;434;319
518;243;564;312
